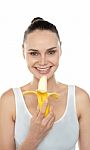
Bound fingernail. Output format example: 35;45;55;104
50;105;54;111
45;100;48;104
37;105;39;110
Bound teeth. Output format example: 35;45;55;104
37;67;50;71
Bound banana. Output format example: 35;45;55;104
23;75;59;116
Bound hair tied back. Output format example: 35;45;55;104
31;17;44;24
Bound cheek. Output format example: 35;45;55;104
26;57;39;68
51;54;60;65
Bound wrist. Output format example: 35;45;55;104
19;134;39;150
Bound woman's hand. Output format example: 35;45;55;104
19;100;55;150
29;100;55;145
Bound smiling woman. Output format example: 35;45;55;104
0;17;90;150
23;24;61;79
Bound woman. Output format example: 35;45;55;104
0;17;90;150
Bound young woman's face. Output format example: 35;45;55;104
23;30;62;79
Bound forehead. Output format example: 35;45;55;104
24;30;59;49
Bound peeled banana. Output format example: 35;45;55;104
23;75;59;116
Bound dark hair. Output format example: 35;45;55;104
22;17;61;47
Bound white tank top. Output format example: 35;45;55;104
13;85;79;150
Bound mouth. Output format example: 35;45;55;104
34;66;52;74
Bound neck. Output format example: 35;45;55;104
31;74;58;91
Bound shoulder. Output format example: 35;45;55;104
75;86;90;118
0;88;16;120
75;86;90;103
0;88;15;104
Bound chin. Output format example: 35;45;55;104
33;72;55;81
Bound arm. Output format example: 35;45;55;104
76;87;90;150
0;89;16;150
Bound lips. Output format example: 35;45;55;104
35;66;52;74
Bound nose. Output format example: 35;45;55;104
39;54;47;66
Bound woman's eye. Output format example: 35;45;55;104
48;50;56;55
30;52;39;56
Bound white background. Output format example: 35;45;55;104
0;1;90;148
0;0;90;96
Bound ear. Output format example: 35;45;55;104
58;41;62;56
60;41;62;56
22;44;25;59
59;46;62;56
60;48;62;56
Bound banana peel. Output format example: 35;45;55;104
23;76;59;116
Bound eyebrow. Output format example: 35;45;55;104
28;47;57;52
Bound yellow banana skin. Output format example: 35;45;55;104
23;76;59;116
23;90;59;116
